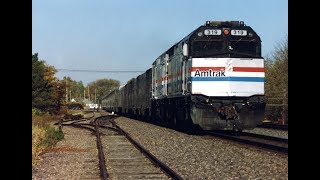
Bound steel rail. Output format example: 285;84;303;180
108;119;183;180
206;131;288;153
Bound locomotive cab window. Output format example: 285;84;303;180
229;39;260;57
192;40;224;57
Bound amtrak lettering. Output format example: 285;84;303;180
194;69;226;77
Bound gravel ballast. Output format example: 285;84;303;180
32;125;100;180
114;117;288;179
244;128;288;139
32;114;288;179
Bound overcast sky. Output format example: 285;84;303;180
32;0;288;85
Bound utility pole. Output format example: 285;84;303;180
95;88;97;103
88;86;90;101
70;90;72;102
65;78;68;102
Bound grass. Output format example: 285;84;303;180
32;107;89;166
32;111;64;166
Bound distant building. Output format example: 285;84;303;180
88;103;98;109
82;99;99;109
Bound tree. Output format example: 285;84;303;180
87;79;120;104
63;76;85;101
264;36;288;122
265;36;288;97
51;80;66;112
32;53;65;113
32;53;54;110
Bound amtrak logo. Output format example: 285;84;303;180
194;69;225;77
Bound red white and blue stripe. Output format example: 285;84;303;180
191;58;265;97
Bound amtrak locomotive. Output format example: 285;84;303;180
102;21;265;131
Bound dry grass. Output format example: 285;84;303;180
32;113;61;126
32;108;87;166
32;113;64;166
69;109;83;115
32;125;47;166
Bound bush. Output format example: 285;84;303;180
41;126;64;147
63;113;84;120
32;108;45;116
65;102;84;110
32;125;46;165
32;114;64;166
264;105;287;122
32;112;59;126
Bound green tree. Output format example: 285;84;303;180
75;81;85;99
87;79;120;104
32;53;54;111
265;36;288;96
32;53;65;113
63;76;85;101
51;80;66;112
264;36;288;122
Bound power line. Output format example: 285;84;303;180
56;68;145;73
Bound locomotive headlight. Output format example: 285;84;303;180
248;32;253;37
198;32;203;36
223;28;230;35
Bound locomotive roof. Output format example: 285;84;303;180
156;21;260;60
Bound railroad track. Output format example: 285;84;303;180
96;115;182;179
205;130;288;153
57;113;182;179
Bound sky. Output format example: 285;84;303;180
32;0;288;86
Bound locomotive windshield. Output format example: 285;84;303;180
190;25;262;58
193;40;224;53
229;40;258;55
191;38;260;58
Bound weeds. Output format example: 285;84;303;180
32;111;64;166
